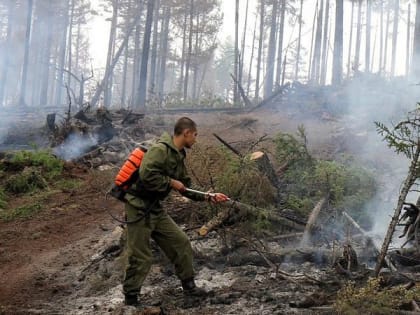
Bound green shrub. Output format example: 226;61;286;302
5;167;48;194
273;129;376;217
10;150;63;179
0;203;42;221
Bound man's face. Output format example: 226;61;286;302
183;128;198;149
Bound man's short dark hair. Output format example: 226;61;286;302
174;117;197;135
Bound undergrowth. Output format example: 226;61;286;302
274;127;376;221
335;278;420;314
187;127;376;235
9;149;63;179
0;149;81;221
0;203;42;221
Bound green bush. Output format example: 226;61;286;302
5;167;48;194
0;203;42;221
273;130;376;217
10;150;63;179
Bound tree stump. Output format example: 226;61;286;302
250;151;281;204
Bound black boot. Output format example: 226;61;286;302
124;293;140;307
181;278;208;297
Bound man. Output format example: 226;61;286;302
123;117;229;307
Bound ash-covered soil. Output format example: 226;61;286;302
0;109;413;314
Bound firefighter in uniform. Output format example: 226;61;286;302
123;117;228;306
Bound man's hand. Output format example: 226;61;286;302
207;192;229;203
170;179;186;192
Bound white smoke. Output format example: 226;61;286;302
342;76;420;240
53;132;98;161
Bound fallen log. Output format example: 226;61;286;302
224;247;332;267
198;200;305;236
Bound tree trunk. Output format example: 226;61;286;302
104;0;118;108
275;0;285;87
308;1;318;81
320;0;330;85
294;0;303;81
379;0;384;74
255;0;265;101
391;0;399;76
311;0;323;83
332;0;343;85
239;0;249;95
19;0;34;107
192;14;200;101
234;0;239;104
67;0;75;89
131;24;141;106
183;0;194;100
54;1;69;107
384;1;391;72
264;0;278;98
91;15;139;108
136;0;155;109
149;0;160;97
375;145;420;276
158;6;170;99
178;7;188;92
365;0;372;73
40;0;53;107
247;15;257;97
411;0;420;79
74;18;81;81
354;0;362;73
407;4;411;77
0;1;14;106
121;35;129;107
346;0;354;78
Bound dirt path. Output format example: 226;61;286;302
0;169;119;313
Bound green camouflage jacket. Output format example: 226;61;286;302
126;132;205;209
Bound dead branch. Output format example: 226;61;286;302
213;133;243;157
230;73;253;108
199;200;305;237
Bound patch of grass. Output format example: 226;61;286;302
10;149;63;179
55;178;83;190
0;203;42;221
0;188;6;209
4;167;48;194
335;278;420;314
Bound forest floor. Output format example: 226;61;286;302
0;107;416;314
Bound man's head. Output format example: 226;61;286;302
173;117;198;149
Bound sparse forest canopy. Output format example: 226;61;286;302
1;0;420;109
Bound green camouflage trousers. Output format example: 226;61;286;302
122;202;194;295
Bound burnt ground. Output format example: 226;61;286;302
0;108;416;314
